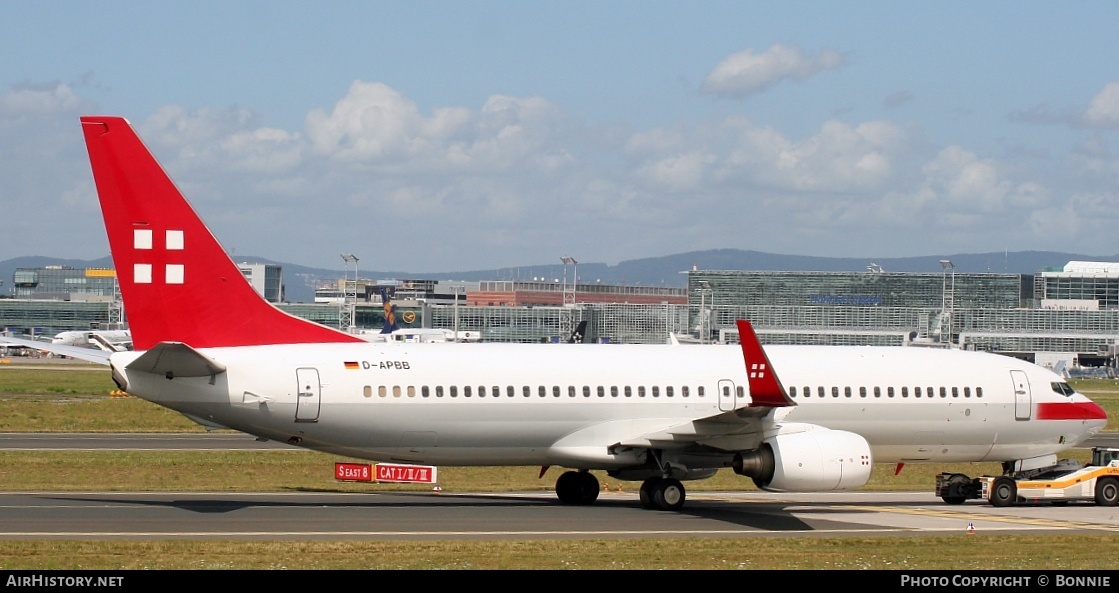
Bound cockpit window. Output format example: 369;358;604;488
1051;382;1075;397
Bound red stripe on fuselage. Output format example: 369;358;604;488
1036;401;1108;421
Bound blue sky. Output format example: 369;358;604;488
3;1;1119;273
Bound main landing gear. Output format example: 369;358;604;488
554;470;600;505
552;470;686;511
639;477;686;511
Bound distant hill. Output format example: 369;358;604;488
2;250;1115;304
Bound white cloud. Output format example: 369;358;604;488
0;82;83;116
701;44;844;98
219;127;303;173
303;81;568;175
719;119;908;192
1084;82;1119;127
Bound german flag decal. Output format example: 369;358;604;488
344;361;359;370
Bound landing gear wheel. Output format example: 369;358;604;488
990;477;1017;507
1095;477;1119;506
639;478;661;509
555;471;600;505
653;478;686;511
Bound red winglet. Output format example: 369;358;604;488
81;116;364;350
736;320;794;408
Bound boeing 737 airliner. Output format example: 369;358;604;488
1;116;1107;511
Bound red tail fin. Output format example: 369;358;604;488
735;320;794;407
80;116;362;350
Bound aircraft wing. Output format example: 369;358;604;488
0;336;112;365
608;402;800;454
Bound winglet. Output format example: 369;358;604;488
80;116;363;350
736;320;794;408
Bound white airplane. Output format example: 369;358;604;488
1;116;1107;512
52;329;132;352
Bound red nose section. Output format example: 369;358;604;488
1036;401;1108;421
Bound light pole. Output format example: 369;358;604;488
340;253;359;332
452;284;463;341
560;256;577;306
696;280;711;344
939;259;955;346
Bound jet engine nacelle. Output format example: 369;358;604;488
733;429;873;492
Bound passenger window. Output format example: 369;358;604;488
697;386;704;397
639;386;646;397
392;386;401;398
611;386;619;397
682;386;689;398
421;386;429;398
976;387;983;398
363;385;372;398
901;386;909;398
625;386;632;397
818;386;825;398
464;386;472;397
407;386;416;398
736;386;745;399
872;386;880;398
436;386;444;398
887;386;894;398
568;386;576;398
552;386;560;398
666;386;674;397
652;386;660;398
832;386;839;398
597;386;605;397
583;386;591;397
939;387;947;398
450;386;458;398
951;387;958;398
789;386;798;398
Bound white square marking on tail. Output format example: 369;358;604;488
166;230;184;250
134;229;152;249
166;264;184;284
134;263;152;284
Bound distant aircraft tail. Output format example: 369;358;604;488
80;116;363;350
379;288;399;334
567;320;587;343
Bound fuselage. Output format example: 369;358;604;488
110;342;1107;471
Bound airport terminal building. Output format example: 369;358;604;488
6;260;1119;370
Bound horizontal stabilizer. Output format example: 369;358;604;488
125;342;227;378
0;336;112;366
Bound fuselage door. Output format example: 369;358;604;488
296;367;322;423
717;379;739;412
1010;370;1032;421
